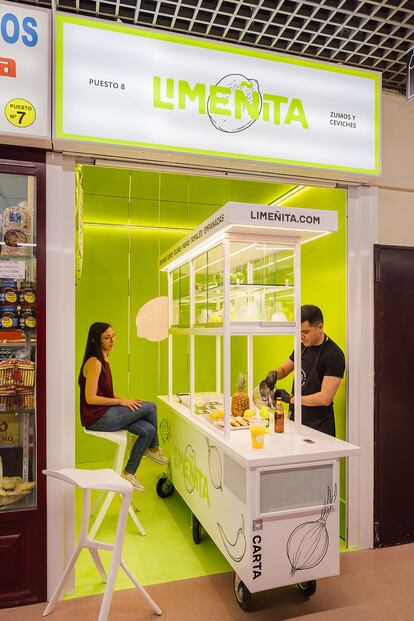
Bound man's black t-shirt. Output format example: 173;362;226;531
289;335;345;436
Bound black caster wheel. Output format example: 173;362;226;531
156;476;173;498
297;580;317;597
233;572;252;611
192;513;202;544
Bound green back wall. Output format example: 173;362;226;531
75;169;346;478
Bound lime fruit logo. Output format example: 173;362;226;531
207;74;262;133
5;99;36;128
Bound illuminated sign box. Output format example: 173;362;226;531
0;0;51;145
55;14;381;175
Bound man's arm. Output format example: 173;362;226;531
273;358;294;380
291;375;342;407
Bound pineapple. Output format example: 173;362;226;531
231;373;250;417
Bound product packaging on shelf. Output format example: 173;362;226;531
0;414;19;447
0;279;36;331
1;201;34;257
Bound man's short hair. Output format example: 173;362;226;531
301;305;324;325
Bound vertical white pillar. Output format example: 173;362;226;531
189;260;195;416
216;335;221;395
167;272;172;401
293;239;302;431
46;152;76;596
247;335;253;404
347;185;378;550
222;238;231;442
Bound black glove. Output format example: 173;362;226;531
275;389;291;404
265;370;278;391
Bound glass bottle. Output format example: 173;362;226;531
259;406;270;433
275;398;285;433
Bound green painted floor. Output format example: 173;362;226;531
66;457;231;599
66;458;355;599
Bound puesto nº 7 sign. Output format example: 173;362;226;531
55;14;380;174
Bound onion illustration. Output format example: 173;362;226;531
217;514;246;562
206;438;222;491
286;486;337;577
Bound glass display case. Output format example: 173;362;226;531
168;236;299;441
163;202;337;441
0;172;38;512
171;240;295;328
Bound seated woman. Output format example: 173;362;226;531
79;322;168;491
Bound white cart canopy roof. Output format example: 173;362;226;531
159;202;338;270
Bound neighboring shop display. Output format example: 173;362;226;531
0;172;38;514
1;201;34;257
0;280;37;330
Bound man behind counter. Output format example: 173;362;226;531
264;305;345;437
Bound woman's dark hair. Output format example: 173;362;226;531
81;322;111;374
301;305;324;325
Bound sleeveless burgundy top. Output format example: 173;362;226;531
79;359;115;428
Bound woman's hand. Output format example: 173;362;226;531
118;398;142;411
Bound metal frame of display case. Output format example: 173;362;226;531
162;202;338;441
0;148;46;608
167;232;302;441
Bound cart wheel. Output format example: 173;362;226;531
233;572;252;611
156;476;173;498
192;513;202;544
297;580;317;597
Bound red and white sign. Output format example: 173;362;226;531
0;1;51;145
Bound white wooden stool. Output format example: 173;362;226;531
42;468;162;621
84;429;146;537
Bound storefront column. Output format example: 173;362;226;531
347;185;379;550
46;152;76;596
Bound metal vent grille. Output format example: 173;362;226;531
259;462;334;515
224;453;246;503
17;0;414;94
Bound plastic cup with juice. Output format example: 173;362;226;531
250;417;266;449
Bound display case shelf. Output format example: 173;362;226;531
0;340;36;348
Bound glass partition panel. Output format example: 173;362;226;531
194;335;224;433
171;263;190;327
194;244;223;326
229;241;295;322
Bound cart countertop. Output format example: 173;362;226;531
157;395;360;468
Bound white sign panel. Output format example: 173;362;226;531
0;1;50;144
159;203;338;269
56;15;380;175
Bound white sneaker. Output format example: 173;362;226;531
144;448;169;465
121;472;145;491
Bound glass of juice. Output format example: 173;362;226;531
250;418;265;448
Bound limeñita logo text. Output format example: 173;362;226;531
153;74;308;133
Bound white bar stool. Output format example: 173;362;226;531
42;468;162;621
84;429;146;537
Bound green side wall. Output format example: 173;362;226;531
75;168;347;533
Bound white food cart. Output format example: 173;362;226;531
156;202;360;610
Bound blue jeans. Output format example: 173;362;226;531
87;401;159;475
